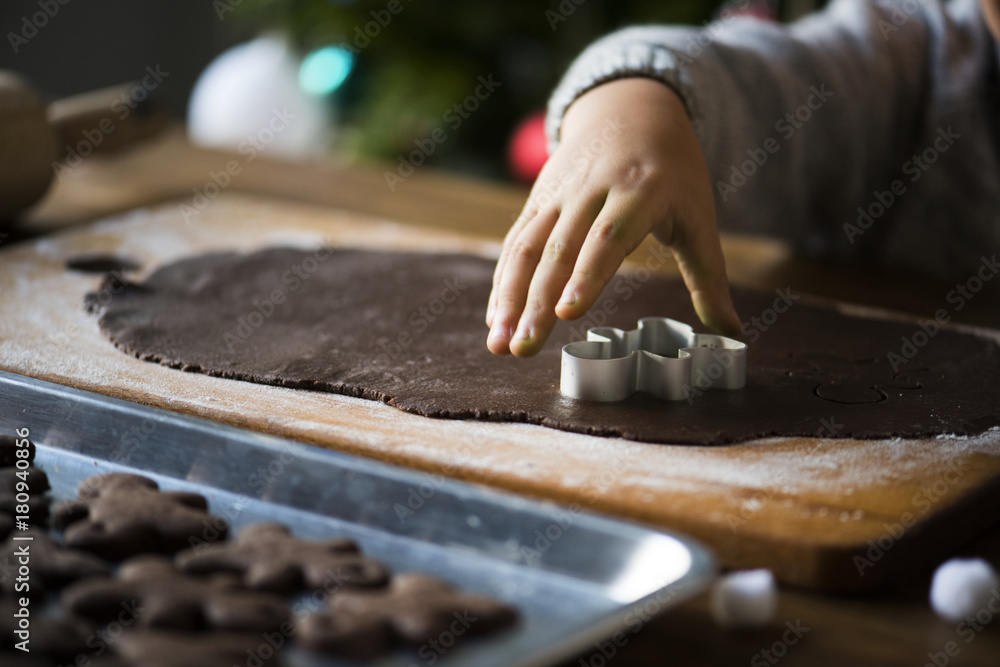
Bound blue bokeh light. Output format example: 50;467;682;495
299;46;355;96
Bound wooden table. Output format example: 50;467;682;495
9;129;1000;666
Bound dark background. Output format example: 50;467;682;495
0;0;246;117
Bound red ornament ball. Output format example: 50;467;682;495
508;111;549;184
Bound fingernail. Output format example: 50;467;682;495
511;326;531;344
558;291;576;306
487;325;509;349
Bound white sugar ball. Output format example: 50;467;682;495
710;569;777;628
930;558;1000;622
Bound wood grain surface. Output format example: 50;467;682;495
4;192;999;596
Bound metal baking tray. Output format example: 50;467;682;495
0;370;715;666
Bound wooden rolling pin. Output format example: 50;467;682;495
0;71;169;218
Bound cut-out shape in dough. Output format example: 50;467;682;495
790;354;927;405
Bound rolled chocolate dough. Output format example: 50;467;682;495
86;248;1000;445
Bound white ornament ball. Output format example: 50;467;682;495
710;569;777;629
930;558;1000;622
187;35;330;159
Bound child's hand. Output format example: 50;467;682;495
487;78;742;357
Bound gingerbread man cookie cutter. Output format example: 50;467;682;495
560;317;747;401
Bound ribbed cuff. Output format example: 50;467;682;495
545;27;701;155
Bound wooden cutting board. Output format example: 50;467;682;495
3;193;999;593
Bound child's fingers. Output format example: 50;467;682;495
508;193;607;357
486;206;560;355
554;191;648;322
488;203;540;327
669;218;742;337
488;166;565;327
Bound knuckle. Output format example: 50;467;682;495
617;160;659;190
541;240;573;266
524;288;554;314
496;294;523;312
509;240;542;264
592;218;628;243
570;161;594;187
518;203;540;224
529;179;562;206
522;298;544;316
571;268;599;285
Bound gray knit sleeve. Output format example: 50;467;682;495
546;0;1000;280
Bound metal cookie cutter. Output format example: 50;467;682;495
560;318;747;402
